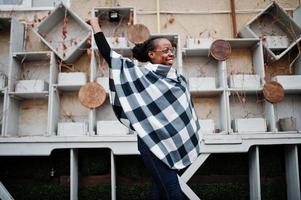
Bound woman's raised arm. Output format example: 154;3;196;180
87;17;111;65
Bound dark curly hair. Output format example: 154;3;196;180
132;37;169;62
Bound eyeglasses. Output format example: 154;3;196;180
152;47;176;55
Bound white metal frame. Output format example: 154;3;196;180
0;0;69;11
0;4;301;200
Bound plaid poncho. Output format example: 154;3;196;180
108;50;201;169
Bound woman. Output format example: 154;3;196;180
88;18;201;200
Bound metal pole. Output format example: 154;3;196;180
249;146;261;200
111;150;116;200
285;145;301;200
230;0;238;37
70;149;78;200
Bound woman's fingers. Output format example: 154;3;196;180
86;17;102;33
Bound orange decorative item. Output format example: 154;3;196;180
209;39;231;61
263;81;284;103
127;24;150;44
78;82;106;108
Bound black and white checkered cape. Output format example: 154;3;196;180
108;50;201;169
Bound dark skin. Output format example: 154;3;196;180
148;39;175;67
88;17;175;67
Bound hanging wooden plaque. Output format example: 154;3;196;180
210;39;231;61
263;81;284;103
127;24;150;44
78;82;106;108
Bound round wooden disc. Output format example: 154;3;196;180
78;82;106;108
210;39;231;61
127;24;150;44
263;81;284;103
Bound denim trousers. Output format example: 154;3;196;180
137;136;184;200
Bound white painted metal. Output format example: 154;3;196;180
0;3;301;200
293;5;301;30
186;37;213;49
0;181;14;200
2;134;301;155
232;118;267;133
57;122;88;136
189;77;216;91
264;36;290;50
96;77;109;93
279;117;297;132
106;37;130;48
178;176;201;200
97;120;129;135
272;75;301;91
285;145;301;200
58;72;87;86
34;3;91;63
92;7;136;58
10;18;24;53
181;153;210;183
228;74;260;89
249;146;261;200
0;73;7;89
15;80;49;93
179;153;210;200
70;149;78;200
198;119;215;134
239;2;301;61
111;151;116;200
274;95;301;132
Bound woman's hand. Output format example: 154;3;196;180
86;17;102;34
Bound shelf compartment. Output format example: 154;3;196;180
265;45;301;94
57;72;87;91
35;3;91;63
57;122;88;136
198;119;215;134
274;94;301;133
226;39;264;90
182;50;224;90
228;74;261;90
97;120;131;136
272;75;301;93
192;92;228;134
94;98;128;135
189;77;217;90
93;7;135;38
92;7;136;58
232;118;267;133
8;51;51;99
239;2;301;61
48;87;90;136
5;98;49;137
15;80;48;93
189;77;223;97
228;92;272;134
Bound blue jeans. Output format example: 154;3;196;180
138;136;184;200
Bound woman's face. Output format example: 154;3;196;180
148;38;175;66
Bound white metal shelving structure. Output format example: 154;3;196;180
0;4;301;200
240;2;301;62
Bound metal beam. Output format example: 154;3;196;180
285;145;301;200
249;146;261;200
70;149;78;200
111;150;116;200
